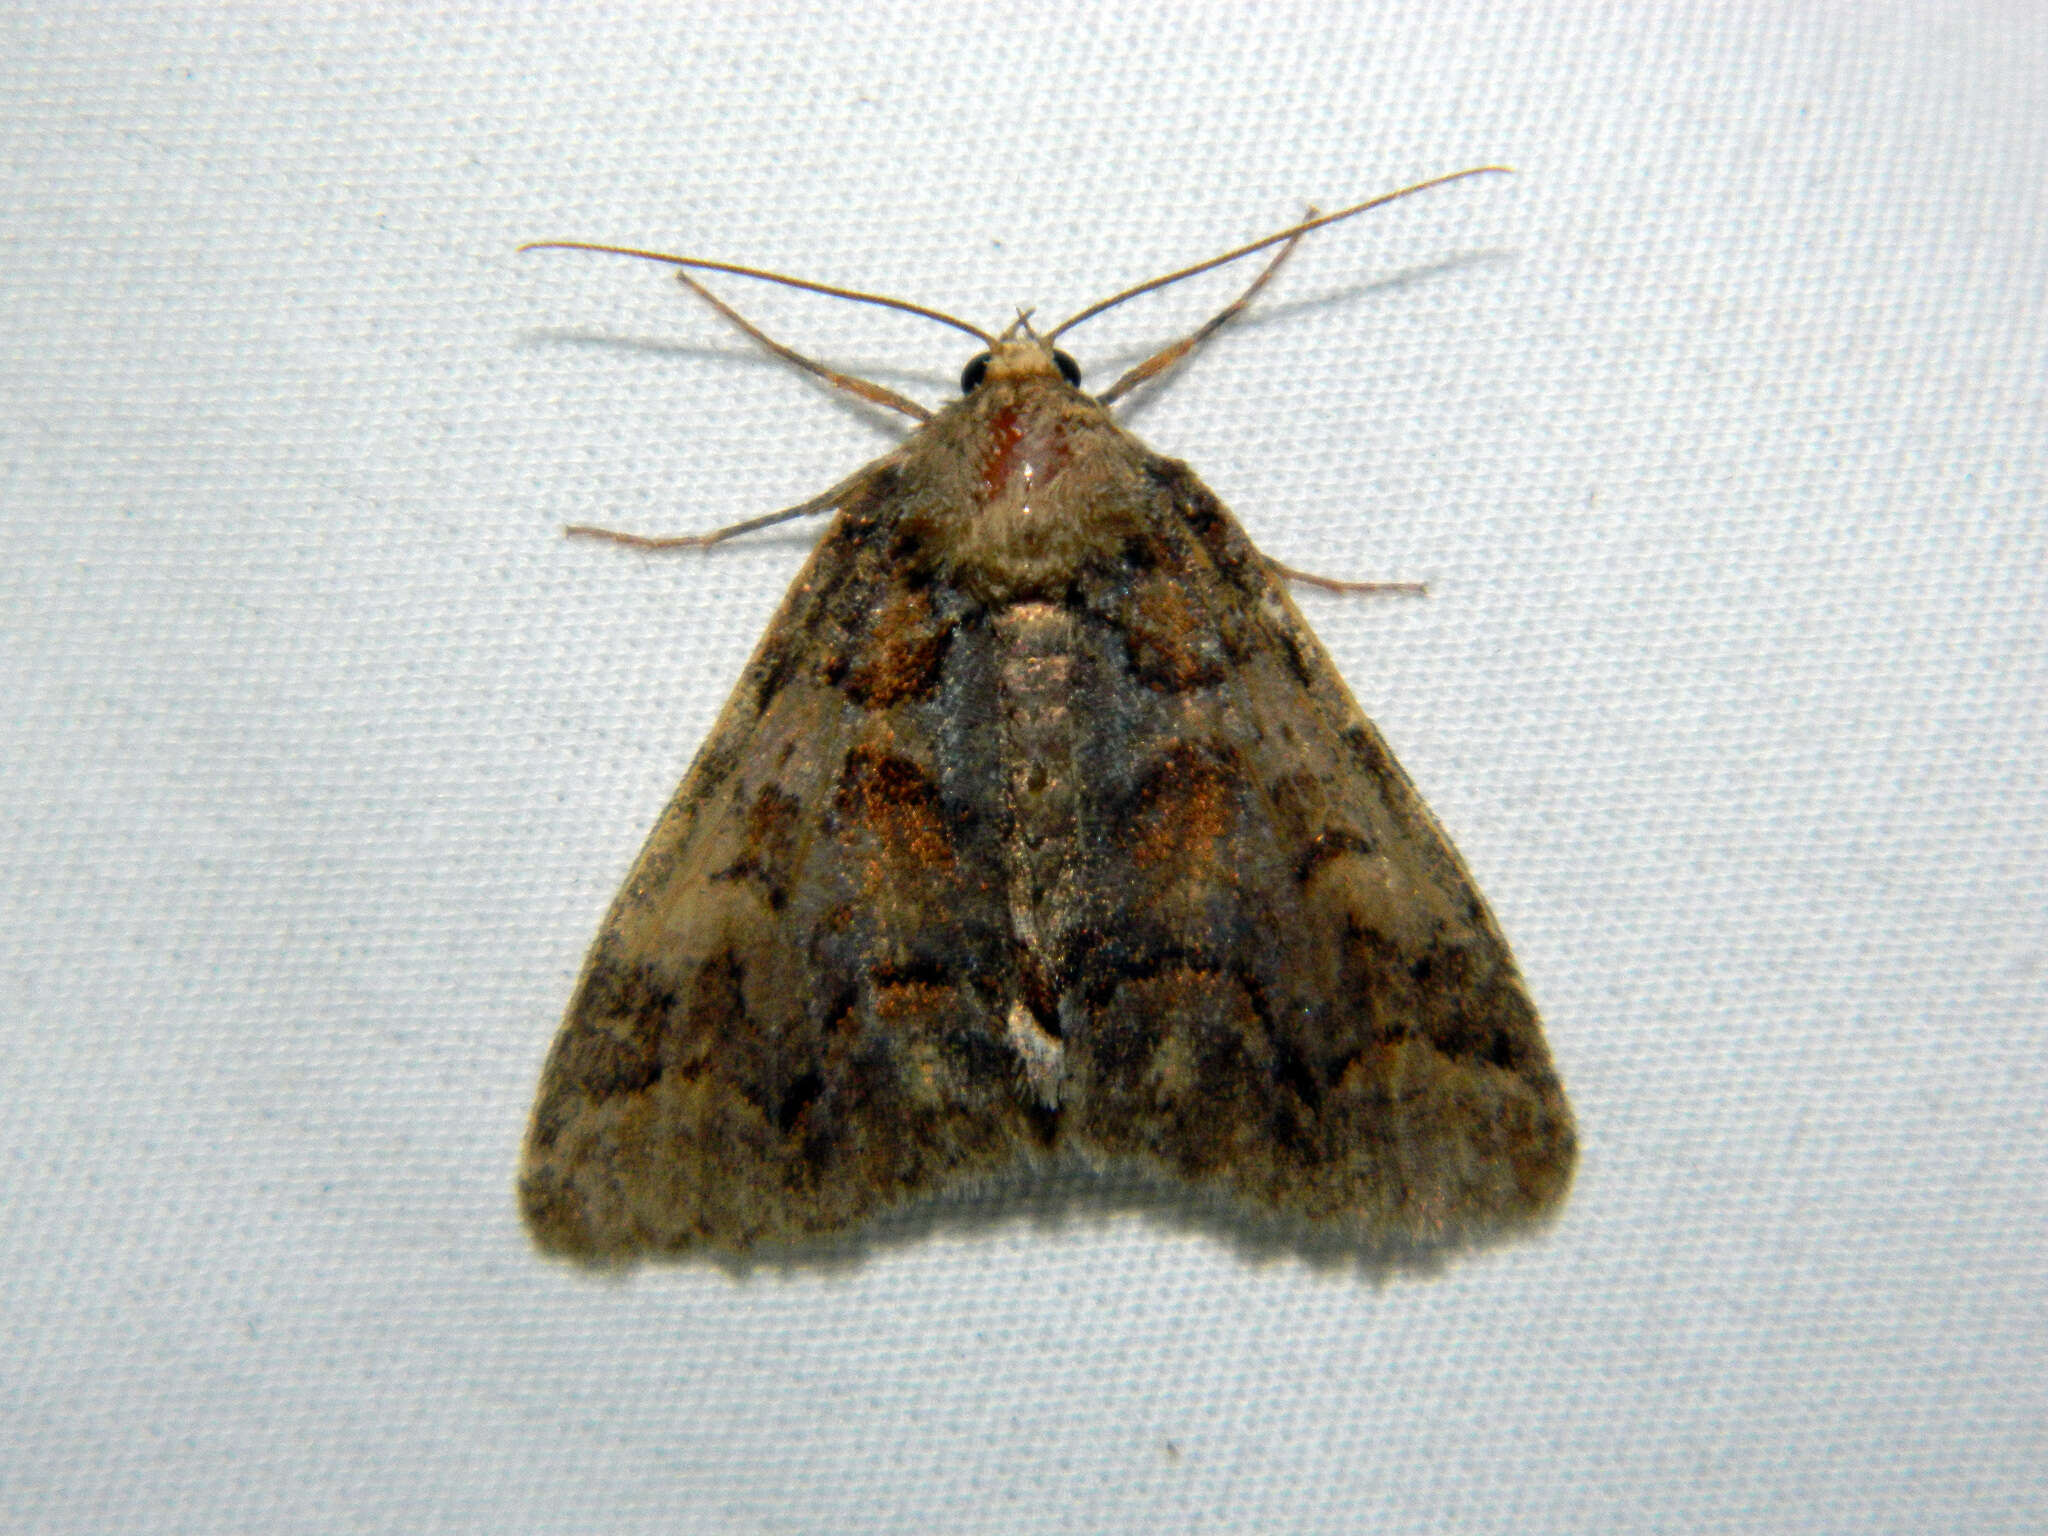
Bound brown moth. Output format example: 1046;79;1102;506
518;171;1575;1259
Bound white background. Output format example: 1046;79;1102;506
4;5;2044;1532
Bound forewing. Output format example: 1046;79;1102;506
1061;460;1575;1244
520;471;1033;1258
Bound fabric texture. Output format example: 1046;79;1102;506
3;5;2043;1532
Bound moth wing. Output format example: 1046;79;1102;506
1062;463;1575;1244
520;485;1032;1258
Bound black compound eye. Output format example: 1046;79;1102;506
960;353;990;393
1052;350;1081;387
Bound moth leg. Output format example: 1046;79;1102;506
675;272;934;423
1266;556;1428;597
1094;216;1313;407
564;479;848;550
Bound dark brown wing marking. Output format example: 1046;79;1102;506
520;472;1038;1257
1058;460;1575;1242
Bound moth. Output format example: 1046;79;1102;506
518;170;1575;1259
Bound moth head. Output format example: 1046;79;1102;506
961;327;1082;395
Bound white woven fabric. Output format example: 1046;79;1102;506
3;4;2043;1532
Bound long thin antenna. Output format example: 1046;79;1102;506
518;240;997;346
1047;165;1511;340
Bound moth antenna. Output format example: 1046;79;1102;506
520;240;997;345
1047;165;1511;340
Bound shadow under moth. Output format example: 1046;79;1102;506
517;169;1575;1261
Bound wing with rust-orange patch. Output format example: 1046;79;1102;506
519;469;1039;1258
1057;459;1576;1244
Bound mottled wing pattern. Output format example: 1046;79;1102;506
524;350;1571;1259
520;466;1039;1257
1058;459;1575;1242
